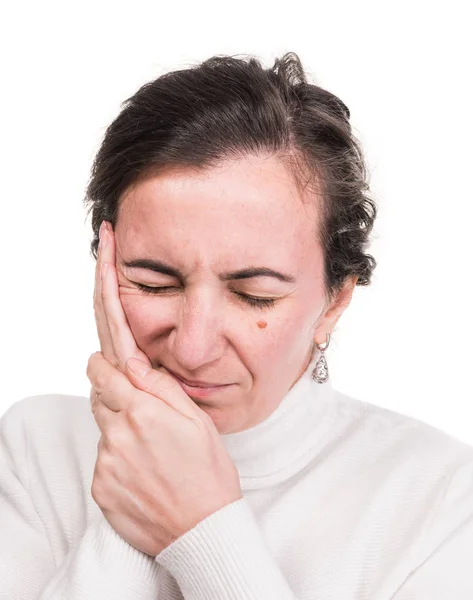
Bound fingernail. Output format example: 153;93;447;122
127;358;151;377
99;221;106;240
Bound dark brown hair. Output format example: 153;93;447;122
84;51;377;302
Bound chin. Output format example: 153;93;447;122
194;405;230;433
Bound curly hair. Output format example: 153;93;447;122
84;51;377;302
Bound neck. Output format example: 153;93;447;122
220;345;337;490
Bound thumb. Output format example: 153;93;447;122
126;358;172;379
125;358;199;418
126;357;152;378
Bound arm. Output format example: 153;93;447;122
0;401;162;600
391;454;473;600
156;455;473;600
391;513;473;599
155;496;298;600
38;515;162;599
0;402;55;598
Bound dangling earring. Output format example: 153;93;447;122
311;333;331;384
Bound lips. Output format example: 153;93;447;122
171;376;233;399
175;377;222;388
166;369;228;388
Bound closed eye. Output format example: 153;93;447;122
133;283;276;309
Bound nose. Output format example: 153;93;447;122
168;288;226;372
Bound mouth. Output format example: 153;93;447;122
167;371;233;398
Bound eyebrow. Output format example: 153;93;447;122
122;259;296;283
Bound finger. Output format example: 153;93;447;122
125;358;202;421
100;225;151;371
87;351;131;412
90;385;116;435
94;221;115;363
88;352;178;438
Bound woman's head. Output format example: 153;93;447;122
84;52;377;433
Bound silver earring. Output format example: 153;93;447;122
311;333;331;384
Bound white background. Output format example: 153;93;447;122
1;1;471;443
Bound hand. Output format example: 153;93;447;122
92;220;151;372
87;221;243;556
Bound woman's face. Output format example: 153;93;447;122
114;154;349;433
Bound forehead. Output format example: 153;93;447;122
117;155;319;265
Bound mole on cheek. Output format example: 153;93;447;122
256;320;267;329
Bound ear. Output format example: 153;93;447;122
314;275;358;342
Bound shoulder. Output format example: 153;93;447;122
1;393;96;436
332;387;473;527
328;386;473;512
0;394;102;552
1;393;100;469
332;386;473;463
328;388;473;562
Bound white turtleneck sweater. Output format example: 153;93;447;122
1;351;472;600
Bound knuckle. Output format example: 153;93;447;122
95;444;117;480
105;426;131;454
90;388;105;414
90;388;98;411
94;373;107;393
86;351;102;375
125;400;153;433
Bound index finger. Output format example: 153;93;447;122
93;221;115;362
99;223;151;372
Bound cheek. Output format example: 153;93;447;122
260;307;314;359
120;295;162;342
251;317;294;356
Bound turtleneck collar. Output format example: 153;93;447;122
220;349;338;490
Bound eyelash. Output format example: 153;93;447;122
134;284;276;309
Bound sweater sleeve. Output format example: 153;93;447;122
155;452;473;600
155;496;298;600
0;401;162;600
37;515;162;599
0;403;56;598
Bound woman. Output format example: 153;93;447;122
1;52;472;599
